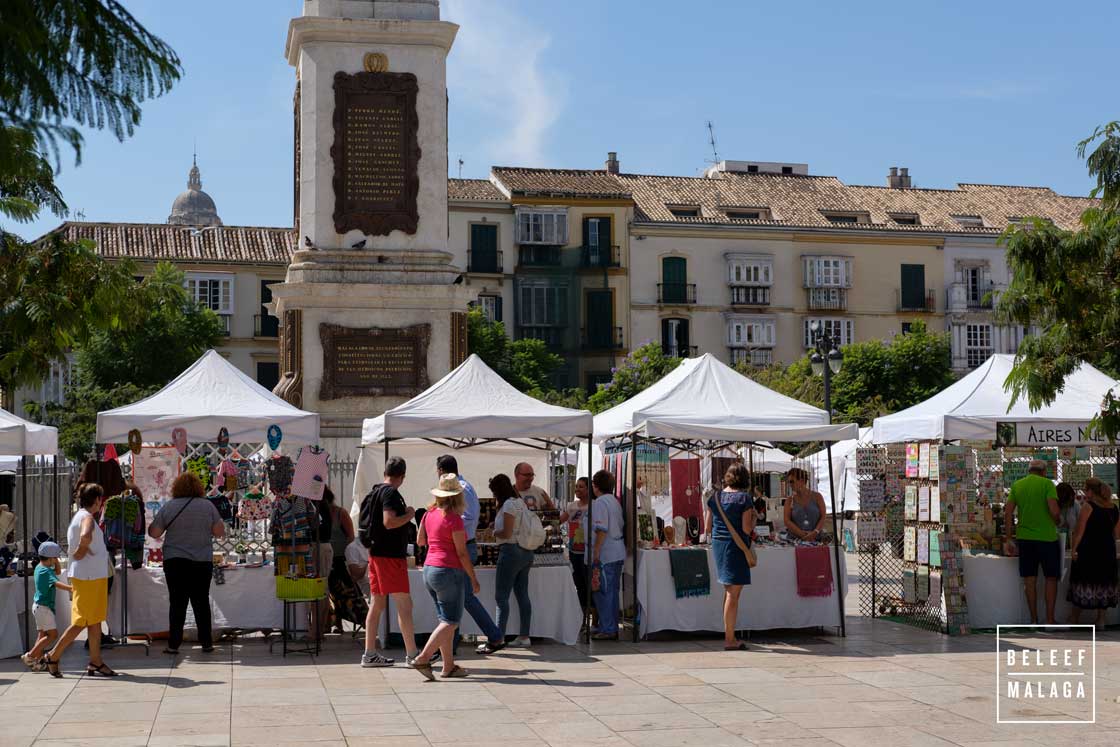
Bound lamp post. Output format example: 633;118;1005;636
809;320;846;637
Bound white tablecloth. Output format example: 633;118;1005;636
636;547;847;637
388;564;583;645
962;552;1120;628
0;575;70;659
107;566;283;636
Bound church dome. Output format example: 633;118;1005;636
168;157;222;226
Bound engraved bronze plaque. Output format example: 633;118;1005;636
331;71;421;236
319;323;430;399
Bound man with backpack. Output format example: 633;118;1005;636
358;457;419;667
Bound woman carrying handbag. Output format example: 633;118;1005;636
704;463;757;651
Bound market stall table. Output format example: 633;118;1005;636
388;564;583;645
106;565;282;638
636;546;847;638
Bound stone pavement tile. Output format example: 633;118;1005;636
63;684;167;703
686;668;797;685
231;687;328;706
330;693;406;715
231;676;322;690
50;700;161;723
27;738;148;747
597;711;714;732
147;735;231;747
229;724;344;745
37;719;153;740
151;714;235;738
340;717;423;739
843;669;956;689
809;726;958;747
570;694;685;716
157;695;232;715
527;715;618;744
652;684;741;704
891;685;991;707
416;709;536;742
714;716;817;742
343;737;432;747
502;699;586;714
395;688;503;711
0;708;53;737
634;673;708;687
746;740;840;747
232;704;340;727
545;679;654;698
0;737;34;747
687;707;776;723
615;726;749;747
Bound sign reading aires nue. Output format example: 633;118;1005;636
994;421;1117;448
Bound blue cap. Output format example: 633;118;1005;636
37;541;61;558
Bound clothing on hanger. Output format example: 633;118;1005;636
100;493;146;568
266;454;295;494
291;447;329;500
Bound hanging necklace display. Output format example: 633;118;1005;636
267;424;283;451
687;516;700;542
673;515;687;546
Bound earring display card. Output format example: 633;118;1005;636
919;443;931;479
905;444;920;478
903;568;917;603
859;479;885;511
885;473;902;499
917;527;930;564
930;485;941;523
929;530;942;567
856;447;885;475
917;565;930;601
918;485;930;522
1003;460;1030;486
903;526;917;561
928;448;940;482
857;516;886;544
929;570;942;604
904;485;918;521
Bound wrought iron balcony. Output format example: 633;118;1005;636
730;347;773;367
806;287;847;311
657;283;697;304
467;248;504;274
946;282;1001;312
663;344;699;358
254;314;279;338
217;314;232;336
517;325;565;349
517;246;561;267
896;288;936;312
730;285;771;306
580;244;621;269
581;326;624;350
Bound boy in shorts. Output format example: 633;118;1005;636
22;541;72;670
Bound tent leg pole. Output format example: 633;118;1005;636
825;443;845;637
585;434;593;646
22;456;30;653
632;435;640;643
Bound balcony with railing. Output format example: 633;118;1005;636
730;347;773;367
657;283;697;304
217;314;232;336
730;285;771;306
896;288;936;313
517;246;561;268
254;314;279;338
467;248;504;274
580;245;620;269
581;326;624;350
806;287;847;311
517;325;565;349
664;344;699;358
946;282;1002;313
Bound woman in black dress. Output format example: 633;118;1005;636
1068;477;1120;628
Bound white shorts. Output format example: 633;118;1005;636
32;604;57;631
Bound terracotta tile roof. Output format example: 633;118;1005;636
46;222;296;265
490;167;632;199
448;178;505;202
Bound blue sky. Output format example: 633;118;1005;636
18;0;1119;239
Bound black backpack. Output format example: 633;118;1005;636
358;484;388;549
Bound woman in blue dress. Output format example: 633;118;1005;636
704;463;756;651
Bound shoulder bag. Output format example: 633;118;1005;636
712;495;757;568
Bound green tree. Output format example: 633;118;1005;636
0;0;181;169
586;342;682;413
998;120;1120;438
466;308;564;392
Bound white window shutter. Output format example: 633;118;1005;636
844;259;853;288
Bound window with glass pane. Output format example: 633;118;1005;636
470;224;499;273
965;323;993;368
804;318;854;347
187;275;233;314
479;295;502;322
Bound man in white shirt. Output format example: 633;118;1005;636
344;538;370;597
514;462;554;510
589;470;626;640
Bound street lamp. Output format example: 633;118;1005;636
809;320;846;637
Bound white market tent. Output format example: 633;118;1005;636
594;353;858;443
0;407;58;456
806;426;872;511
353;354;593;511
96;349;320;445
872;354;1119;444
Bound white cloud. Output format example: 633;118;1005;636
442;0;566;168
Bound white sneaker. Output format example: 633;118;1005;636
508;636;531;648
361;651;395;668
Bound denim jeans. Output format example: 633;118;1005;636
422;565;466;625
593;560;623;636
460;542;502;644
495;543;534;637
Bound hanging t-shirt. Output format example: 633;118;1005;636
292;448;329;500
216;459;239;492
565;500;587;553
266;455;295;494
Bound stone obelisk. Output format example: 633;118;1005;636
272;0;471;444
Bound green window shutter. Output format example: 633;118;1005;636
662;256;687;302
598;217;612;261
587;291;612;347
900;264;925;309
470;224;498;273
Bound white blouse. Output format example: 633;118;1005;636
66;508;111;580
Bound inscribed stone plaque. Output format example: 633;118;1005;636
331;71;421;236
319;323;430;400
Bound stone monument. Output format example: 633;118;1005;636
272;0;471;442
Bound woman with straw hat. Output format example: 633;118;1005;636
409;473;480;680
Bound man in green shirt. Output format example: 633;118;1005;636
1003;460;1060;624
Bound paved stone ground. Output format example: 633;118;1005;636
1;614;1118;747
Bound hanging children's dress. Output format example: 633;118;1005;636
291;447;329;501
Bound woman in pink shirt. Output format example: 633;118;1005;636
411;474;480;680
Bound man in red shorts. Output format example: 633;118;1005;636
359;456;417;667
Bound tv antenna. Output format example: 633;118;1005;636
706;121;721;165
457;156;464;179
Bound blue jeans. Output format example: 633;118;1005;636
495;543;534;638
423;565;465;625
593;560;623;636
461;542;502;644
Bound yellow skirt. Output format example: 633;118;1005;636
70;577;109;627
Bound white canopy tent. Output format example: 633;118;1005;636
594;354;858;443
96;349;320;445
354;354;593;511
0;407;58;456
872;354;1120;444
805;426;872;511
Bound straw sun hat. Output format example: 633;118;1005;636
431;473;464;498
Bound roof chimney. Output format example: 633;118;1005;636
887;166;911;189
606;151;619;175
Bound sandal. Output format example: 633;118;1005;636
441;665;469;678
408;659;435;682
200;645;215;653
724;641;748;651
42;656;62;678
476;640;506;655
86;663;120;677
